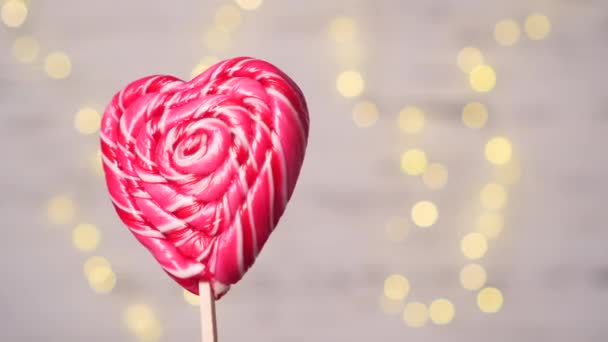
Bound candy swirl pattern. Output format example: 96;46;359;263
100;57;309;299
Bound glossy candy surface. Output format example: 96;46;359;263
100;57;309;298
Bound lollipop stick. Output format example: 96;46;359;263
199;282;217;342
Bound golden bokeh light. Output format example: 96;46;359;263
429;298;455;325
494;159;521;185
44;51;72;80
477;287;504;313
397;106;425;134
379;295;405;315
525;14;551;40
336;70;364;98
204;28;232;52
84;256;116;294
74;107;101;135
480;183;508;210
477;212;504;239
385;216;408;242
1;0;27;28
12;35;39;63
190;56;219;79
469;64;496;93
402;302;429;328
400;149;428;176
124;304;163;342
384;274;410;301
214;4;241;33
84;256;111;276
183;289;199;306
460;233;488;260
235;0;263;11
47;195;75;225
72;223;101;252
411;201;438;228
494;19;521;46
422;163;448;190
352;100;379;127
457;47;484;73
485;136;513;165
462;102;488;129
89;150;104;176
328;16;357;44
459;263;487;290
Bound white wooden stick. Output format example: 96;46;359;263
199;282;217;342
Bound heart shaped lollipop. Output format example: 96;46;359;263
100;57;309;299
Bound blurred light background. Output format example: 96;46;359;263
1;0;607;341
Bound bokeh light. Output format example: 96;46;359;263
12;35;39;63
235;0;262;11
460;263;487;290
1;0;27;28
402;302;429;328
469;64;496;93
124;304;163;342
72;223;101;252
89;150;104;176
84;256;116;294
190;56;219;79
460;233;488;260
457;47;484;73
411;201;438;228
485;136;513;165
462;102;488;129
328;16;357;44
183;289;199;306
204;28;232;52
397;106;425;134
494;19;521;46
74;107;101;135
379;295;405;315
429;298;455;325
47;195;75;225
477;212;504;239
214;4;241;33
385;216;408;242
400;149;428;176
384;274;410;300
480;183;508;210
477;287;504;313
422;163;448;189
44;51;72;80
352;100;379;127
336;70;364;98
525;14;551;40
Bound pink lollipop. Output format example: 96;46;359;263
100;57;309;310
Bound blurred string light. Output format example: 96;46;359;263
525;14;551;40
462;102;487;129
379;295;405;315
1;0;27;28
477;212;504;239
457;47;484;73
494;19;520;46
460;233;488;260
234;0;263;11
84;256;116;294
397;106;425;134
459;263;487;290
123;304;163;342
214;4;241;33
477;287;504;313
494;158;521;185
429;298;455;325
183;289;199;306
485;136;512;165
385;216;409;242
74;107;101;135
328;15;357;44
336;69;364;98
480;183;508;210
400;149;427;176
384;274;411;300
44;51;72;79
12;35;39;63
191;55;218;79
469;64;496;93
402;302;428;328
352;100;379;127
422;163;448;190
47;194;75;225
411;201;438;228
72;223;101;252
